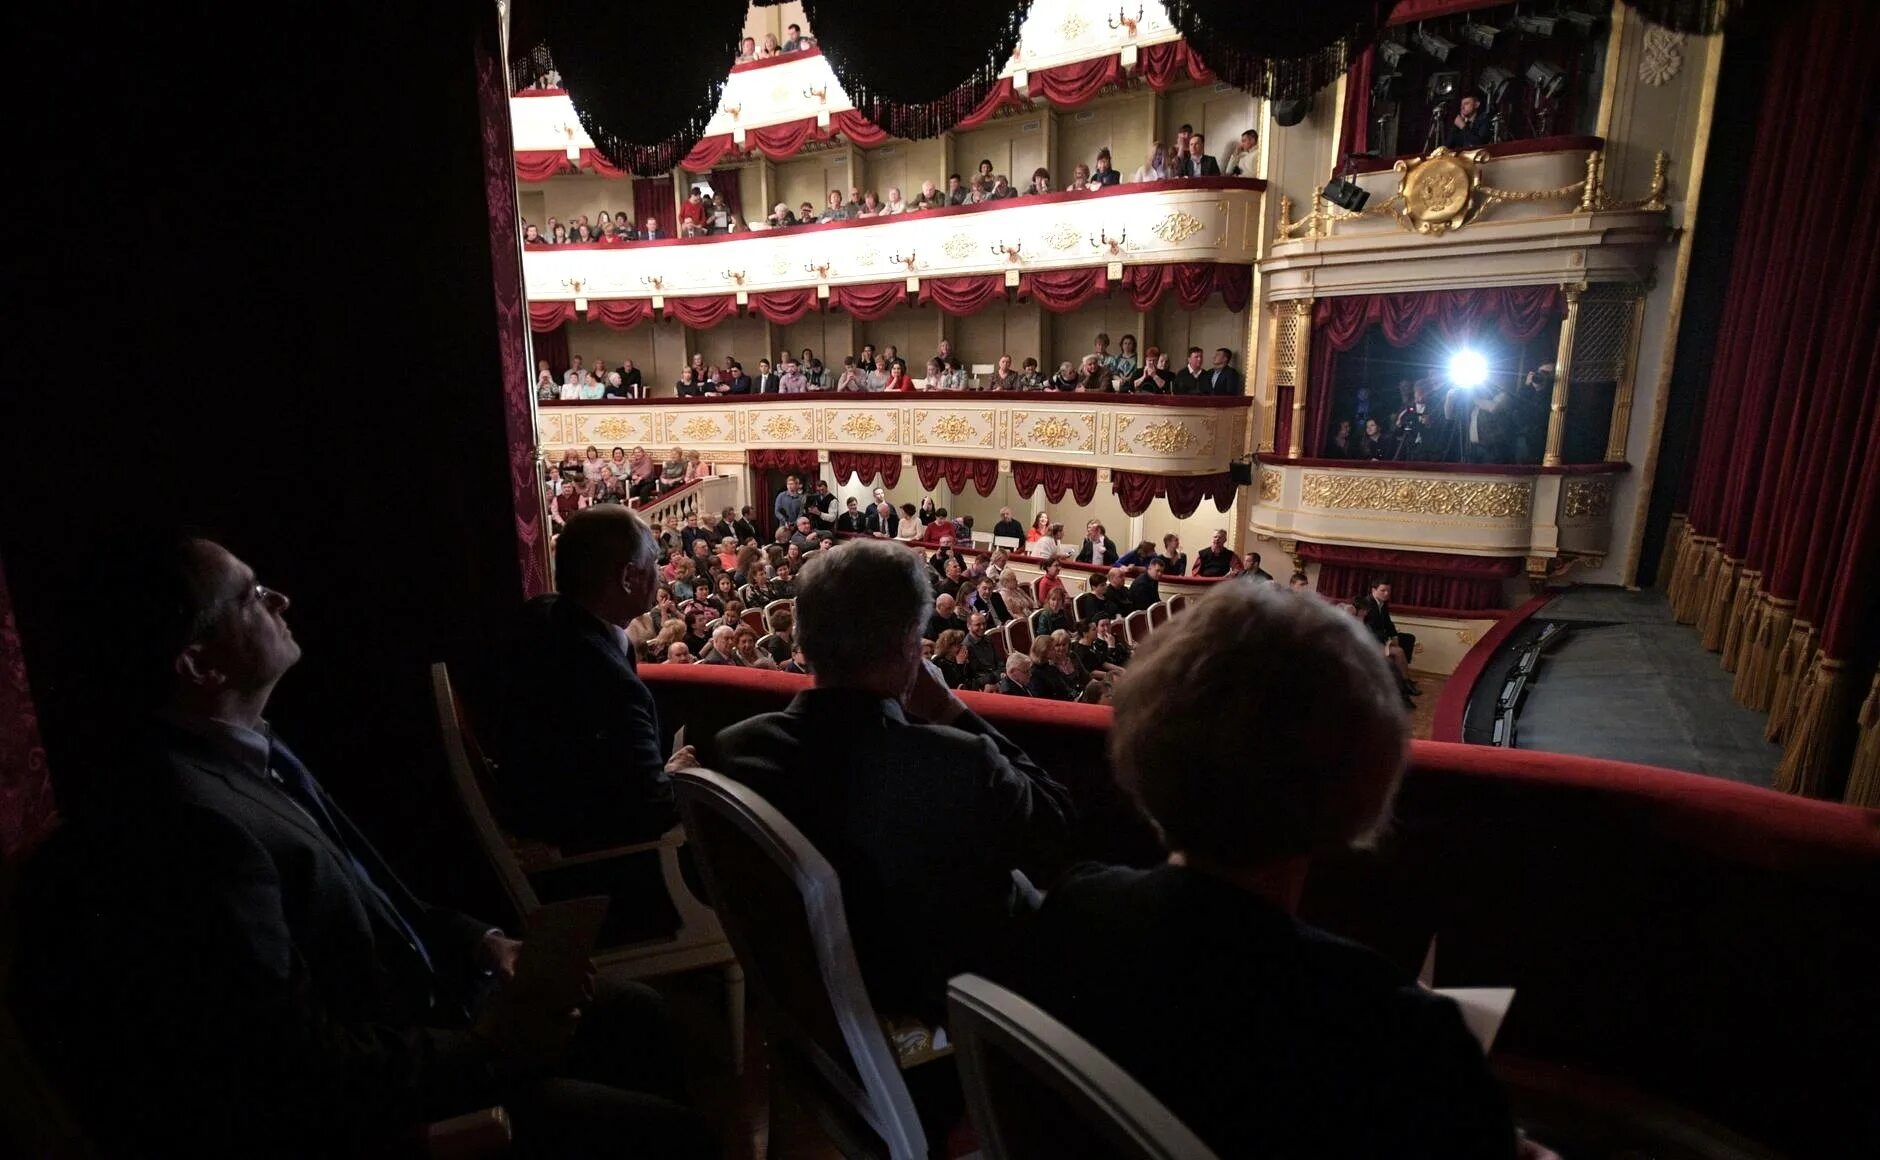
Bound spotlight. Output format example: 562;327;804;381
1273;94;1313;127
1372;72;1406;103
1378;40;1411;69
1426;71;1460;104
1477;66;1514;104
1526;61;1567;100
1322;175;1370;212
1448;349;1489;390
1559;10;1602;37
1510;13;1559;37
1462;21;1505;51
1416;28;1457;63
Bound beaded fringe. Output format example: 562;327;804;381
1698;555;1738;652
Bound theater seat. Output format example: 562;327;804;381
741;608;766;634
947;974;1218;1160
1122;610;1150;647
1148;603;1170;631
1073;592;1102;623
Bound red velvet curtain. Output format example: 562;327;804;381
1018;267;1109;311
1013;462;1096;505
914;455;1001;497
1338;46;1375;163
530;300;577;332
633;175;675;238
957;77;1021;130
917;275;1006;315
587;299;652;329
1121;263;1252;313
830;110;889;148
750;119;824;159
532;322;569;378
1112;470;1237;518
829;280;907;320
580;148;626;178
1137;41;1214;90
683;135;735;172
514;150;573;182
0;554;58;860
1296;286;1563;456
748;449;821;474
1029;54;1124;108
712;166;742;226
829;451;902;487
1312;563;1505;615
662;294;738;328
750;287;819;325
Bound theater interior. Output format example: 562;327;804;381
3;0;1877;1156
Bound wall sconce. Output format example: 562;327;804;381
639;275;664;290
560;277;587;294
721;269;747;286
1088;228;1127;256
803;85;827;104
890;251;918;271
990;240;1022;263
723;103;742;122
803;261;832;279
1108;6;1143;35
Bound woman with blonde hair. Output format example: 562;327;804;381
995;569;1036;621
1027;635;1078;700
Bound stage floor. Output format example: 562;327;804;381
1515;588;1781;787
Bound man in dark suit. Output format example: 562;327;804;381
1128;558;1165;608
925;592;968;641
836;496;869;534
1176;133;1221;177
1099;567;1135;618
865;500;899;537
725;360;753;394
991;506;1027;542
714;540;1072;1020
752;357;780;394
1194;529;1235;578
1173;346;1212;395
1002;583;1529;1160
964;612;1002;688
1074;520;1119;566
1205;347;1242;396
16;533;707;1157
1445;94;1495;150
1360;579;1421;699
997;653;1035;696
498;506;698;851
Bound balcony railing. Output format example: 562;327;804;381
1250;458;1626;568
524;177;1262;311
539;391;1250;477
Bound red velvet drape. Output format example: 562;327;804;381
514;150;573;182
662;295;739;328
829;110;889;148
750;288;819;325
750;119;822;159
917;275;1006;315
1300;542;1519;616
914;455;1000;497
1018;267;1109;311
747;449;821;474
1338;46;1375;163
1012;462;1096;505
531;323;569;378
1137;41;1214;90
712;166;742;226
1121;263;1251;313
1028;54;1124;108
957;77;1022;130
1111;470;1237;518
1295;287;1563;456
683;135;735;172
828;280;907;320
529;300;577;332
0;554;58;860
829;451;902;487
587;299;652;329
633;175;675;239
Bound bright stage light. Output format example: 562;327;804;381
1448;349;1489;389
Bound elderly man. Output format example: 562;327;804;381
1100;567;1134;617
790;515;817;549
1194;529;1235;578
665;641;694;663
714;541;1072;1020
992;506;1027;542
926;592;968;641
18;531;709;1156
998;652;1035;696
698;624;740;665
1004;583;1544;1159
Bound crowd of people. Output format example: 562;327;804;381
541;337;1244;398
734;24;816;63
521;126;1260;244
1326;366;1556;465
545;443;710;527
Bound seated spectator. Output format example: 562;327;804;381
779;358;810;394
1194;529;1235;577
1132;141;1170;183
736;35;757;63
914;179;947;210
1224;128;1260;178
942;356;970;390
714;540;1073;1020
1327;417;1355;458
1035;585;1074;637
1028;167;1052;195
760;32;780;57
1026;635;1078;701
798;200;817;224
1076;521;1119;566
932;628;971;688
1135;347;1174;394
1177;132;1221;178
964;612;1002;686
676;368;704;397
1005;583;1534;1159
1077;355;1112;392
1066;163;1092;191
1111;334;1140;381
1289;571;1313;593
781;22;806;51
1032;522;1071;562
883;357;913;392
820;189;847;223
1017;356;1045;389
766;562;797;600
1098;567;1135;618
987;174;1017;200
922;357;946;391
989;354;1022;391
641;216;662;240
538;369;560;401
1360;416;1395;460
1089;148;1121;188
993;570;1036;621
1242;552;1275;583
696;624;739;665
1071;619;1126;679
1159;533;1188;575
992;505;1026;542
733;625;779;669
893;503;922;542
523;223;544;246
946;173;971;205
883;186;908;214
1358;580;1421;705
767;202;797;229
1036;558;1068;607
1047;361;1080;391
19;532;709;1157
1129;558;1165;607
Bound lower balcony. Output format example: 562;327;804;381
1251;458;1626;579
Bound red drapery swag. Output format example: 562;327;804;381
1012;462;1097;505
1136;40;1215;90
661;294;739;328
916;275;1007;316
747;449;821;475
828;280;907;320
749;287;820;325
1667;0;1880;801
1111;470;1237;518
1338;46;1375;163
633;175;676;239
529;300;577;332
1121;263;1252;313
514;147;626;183
958;77;1024;130
914;455;1001;497
587;299;652;330
829;451;902;488
1018;267;1109;312
1027;54;1124;108
1293;286;1563;456
682;110;890;171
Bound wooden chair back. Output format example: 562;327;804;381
1148;602;1171;631
1006;616;1034;659
947;974;1218;1160
1123;609;1151;648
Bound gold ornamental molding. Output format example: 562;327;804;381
1257;466;1282;503
1300;472;1533;519
1010;412;1092;452
1150;211;1206;244
1563;478;1613;520
839;412;884;440
1134;419;1197;454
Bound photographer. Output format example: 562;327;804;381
1515;364;1555;464
1446;375;1515;464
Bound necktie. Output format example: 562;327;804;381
268;738;435;973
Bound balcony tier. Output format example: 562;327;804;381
1250;458;1626;564
524;178;1262;309
539;392;1250;476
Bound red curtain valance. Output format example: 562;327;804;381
529;300;577;332
661;294;738;328
1111;470;1237;518
1028;53;1125;108
1121;262;1251;313
1012;462;1097;506
828;280;908;320
1137;40;1215;90
748;448;821;474
515;147;626;182
957;77;1023;130
1312;562;1507;617
1294;286;1564;457
914;455;1000;497
1017;267;1109;312
829;109;889;148
829;451;902;488
749;287;820;325
586;298;652;330
1296;543;1522;578
917;274;1006;316
681;134;735;172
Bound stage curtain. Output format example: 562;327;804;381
829;109;889;147
829;451;901;487
1338;45;1374;163
529;300;577;332
586;298;652;330
1298;286;1565;456
683;135;735;172
1213;263;1253;313
1111;470;1162;517
749;118;824;159
917;274;1006;316
914;455;1000;496
1018;267;1109;312
750;287;819;325
514;150;572;182
1312;562;1506;615
828;280;906;320
956;77;1022;130
661;294;738;328
1029;54;1124;108
1012;462;1097;505
633;174;676;239
1112;470;1237;518
532;322;569;379
1137;40;1215;90
747;448;821;474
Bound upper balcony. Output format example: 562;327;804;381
523;178;1262;325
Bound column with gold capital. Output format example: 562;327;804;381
1286;299;1314;458
1542;283;1586;467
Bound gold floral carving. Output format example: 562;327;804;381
1134;419;1196;454
839;413;883;440
1042;223;1080;251
1563;479;1613;520
680;417;720;441
917;410;978;445
1149;211;1205;244
1639;26;1684;86
593;417;638;441
1397;150;1483;234
1257;467;1281;503
1059;14;1089;40
942;233;976;260
760;415;801;440
1026;416;1078;448
1300;473;1531;518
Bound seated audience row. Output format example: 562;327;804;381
545;444;709;523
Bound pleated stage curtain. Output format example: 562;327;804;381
829;451;902;488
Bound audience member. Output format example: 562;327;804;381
1193;530;1234;578
1129;558;1165;607
1223;128;1260;177
1177;132;1221;177
1026;635;1078;701
713;540;1073;1020
1357;580;1421;706
992;506;1026;542
1174;346;1212;395
1089;148;1121;187
1075;521;1119;565
1004;583;1533;1160
1133;141;1170;183
999;652;1035;696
